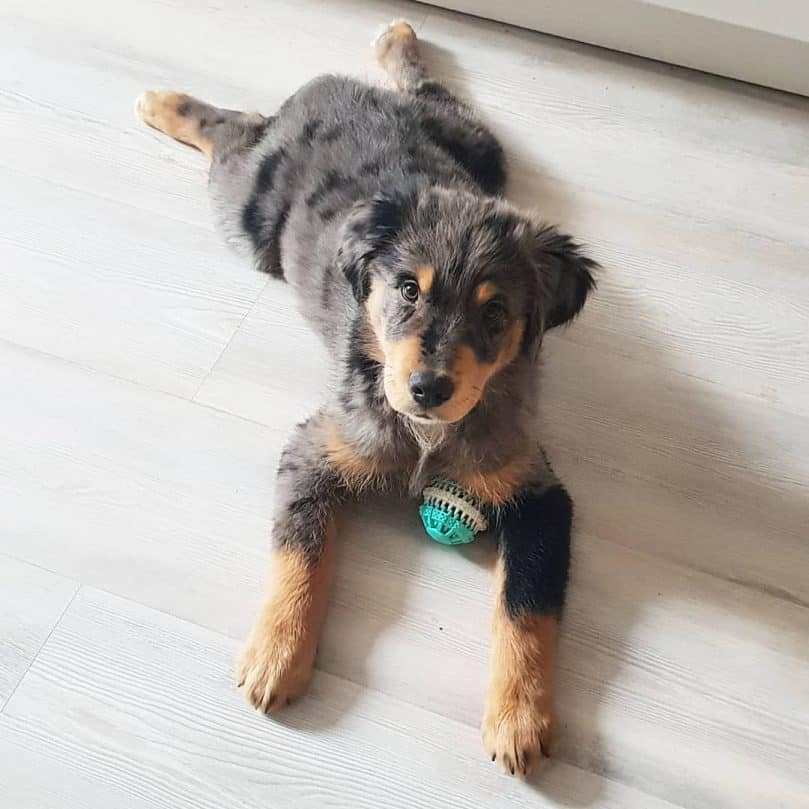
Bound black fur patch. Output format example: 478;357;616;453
319;205;340;222
241;199;263;249
256;147;286;191
420;318;443;357
338;190;412;302
359;159;382;176
415;81;455;104
298;118;322;144
305;170;348;208
539;229;598;330
344;316;384;407
261;203;290;278
497;484;572;618
340;249;370;303
319;124;342;143
242;147;287;248
365;190;412;251
481;212;516;247
420;117;506;195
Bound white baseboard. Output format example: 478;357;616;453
421;0;809;97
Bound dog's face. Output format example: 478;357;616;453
338;188;596;424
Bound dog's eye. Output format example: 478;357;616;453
482;301;508;334
401;279;419;303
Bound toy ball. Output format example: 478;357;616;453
419;479;488;545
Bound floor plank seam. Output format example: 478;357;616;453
0;335;286;433
0;551;81;590
0;584;81;715
412;9;433;34
191;275;272;403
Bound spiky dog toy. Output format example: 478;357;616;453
419;479;488;545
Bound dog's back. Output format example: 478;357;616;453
210;74;506;340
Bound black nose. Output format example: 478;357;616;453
409;371;454;409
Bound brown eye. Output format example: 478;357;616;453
401;279;419;303
483;301;508;334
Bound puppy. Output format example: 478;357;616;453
138;20;596;777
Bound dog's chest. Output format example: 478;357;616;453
405;422;449;495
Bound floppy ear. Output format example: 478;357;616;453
336;190;412;302
522;223;598;351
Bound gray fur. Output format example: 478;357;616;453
193;52;596;555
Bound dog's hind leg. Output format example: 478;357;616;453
374;20;431;93
137;90;279;267
373;19;471;104
374;21;507;195
137;91;269;161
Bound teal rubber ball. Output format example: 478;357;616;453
419;480;488;546
419;503;476;545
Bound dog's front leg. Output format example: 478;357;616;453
481;481;572;777
238;413;343;712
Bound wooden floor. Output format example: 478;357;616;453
1;1;808;806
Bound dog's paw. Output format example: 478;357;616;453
373;19;417;61
481;689;557;777
237;626;315;713
136;90;185;129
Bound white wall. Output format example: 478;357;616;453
422;0;809;96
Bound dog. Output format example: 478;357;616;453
137;20;596;777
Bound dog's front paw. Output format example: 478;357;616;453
481;687;556;777
237;621;316;713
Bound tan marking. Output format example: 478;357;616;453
137;91;213;160
415;264;435;295
362;328;386;365
456;455;532;506
238;535;334;712
381;333;423;413
482;559;558;777
323;417;389;492
475;281;497;305
367;279;423;416
431;319;525;423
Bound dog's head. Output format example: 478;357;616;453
337;187;596;424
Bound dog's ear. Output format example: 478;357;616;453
336;190;412;302
520;222;598;354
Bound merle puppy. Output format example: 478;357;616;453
138;20;596;777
